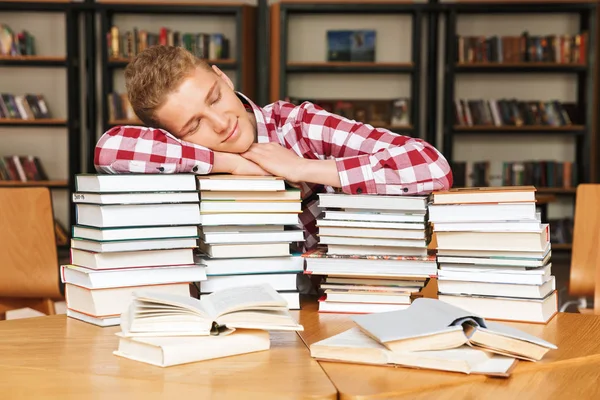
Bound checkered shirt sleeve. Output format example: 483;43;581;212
94;125;213;175
270;101;453;195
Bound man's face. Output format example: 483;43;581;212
155;65;256;153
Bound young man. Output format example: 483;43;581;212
95;46;453;253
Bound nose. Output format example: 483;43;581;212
207;110;229;134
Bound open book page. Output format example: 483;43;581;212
311;328;517;376
132;290;210;317
351;298;476;344
480;321;557;349
203;283;288;318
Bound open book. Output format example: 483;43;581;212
120;283;304;337
352;298;557;361
310;327;517;376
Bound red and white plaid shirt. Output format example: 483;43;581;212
95;92;453;251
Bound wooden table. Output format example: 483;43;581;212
291;299;600;399
0;314;337;400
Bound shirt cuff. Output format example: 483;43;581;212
335;155;378;194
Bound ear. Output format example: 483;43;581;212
212;65;234;90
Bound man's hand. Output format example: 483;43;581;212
213;151;270;176
240;143;307;183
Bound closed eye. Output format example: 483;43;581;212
182;120;200;138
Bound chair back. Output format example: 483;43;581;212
0;187;61;298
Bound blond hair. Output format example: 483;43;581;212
124;46;211;128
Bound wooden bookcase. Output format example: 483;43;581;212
269;0;426;139
439;1;597;250
0;0;83;246
91;1;256;160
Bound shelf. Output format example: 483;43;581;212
286;62;414;74
536;187;577;194
452;125;585;135
0;180;68;188
454;62;587;74
0;55;67;67
0;119;68;127
107;57;237;69
553;243;572;251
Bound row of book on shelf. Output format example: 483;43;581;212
453;99;577;128
456;31;588;64
0;155;49;182
107;26;231;61
0;24;35;56
0;93;51;120
59;174;558;373
286;97;411;128
451;160;578;190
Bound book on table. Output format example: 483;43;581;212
351;298;557;361
120;283;304;337
310;327;518;376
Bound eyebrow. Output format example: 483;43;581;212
178;80;219;136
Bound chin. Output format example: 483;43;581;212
224;131;254;153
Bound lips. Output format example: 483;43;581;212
223;120;239;142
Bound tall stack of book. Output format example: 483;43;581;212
428;186;558;324
61;174;207;327
304;193;438;313
195;175;305;309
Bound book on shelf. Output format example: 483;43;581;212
0;24;35;56
120;283;303;337
456;31;588;64
0;155;49;182
351;298;557;361
286;97;411;129
107;25;230;61
0;93;51;120
453;98;576;128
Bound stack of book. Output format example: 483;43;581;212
60;174;207;327
428;186;558;323
195;175;305;309
310;298;557;376
304;193;438;313
113;283;304;367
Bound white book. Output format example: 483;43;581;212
438;291;558;324
199;242;291;258
199;213;299;226
433;220;542;232
318;193;428;211
200;229;304;244
200;225;285;233
200;201;301;213
200;273;298;293
310;327;517;376
197;175;286;191
70;248;194;270
438;276;556;299
114;329;271;367
324;210;425;223
71;237;198;253
65;282;191;317
317;226;425;240
437;252;551;268
198;255;304;276
438;264;551;285
72;225;199;241
200;190;301;201
317;219;425;230
75;203;201;228
200;290;301;310
428;203;537;223
326;244;428;257
61;264;207;289
75;174;198;193
72;191;200;205
67;308;120;327
318;235;427;248
319;301;409;314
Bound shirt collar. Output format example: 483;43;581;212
235;91;270;144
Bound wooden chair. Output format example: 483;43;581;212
567;184;600;314
0;187;63;319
